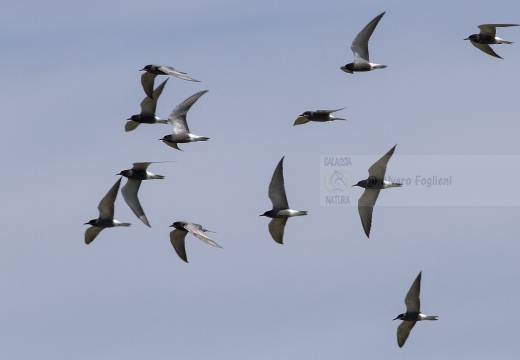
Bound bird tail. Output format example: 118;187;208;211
156;120;169;124
372;64;387;69
150;175;165;180
495;38;513;44
385;183;402;188
297;211;308;216
425;316;438;320
191;135;210;142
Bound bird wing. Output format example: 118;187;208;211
157;65;200;82
404;271;422;313
140;72;158;99
85;226;103;245
397;320;416;348
316;108;346;114
351;12;385;63
125;120;140;132
98;178;121;220
368;144;397;179
140;78;168;114
121;179;150;227
268;217;288;244
184;223;223;248
478;24;519;37
293;116;309;126
358;189;380;238
470;42;502;58
170;229;189;262
131;162;152;171
168;90;209;134
268;157;289;209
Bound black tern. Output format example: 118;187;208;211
160;90;210;151
126;78;169;132
293;108;346;126
140;64;200;99
84;178;130;245
118;162;170;228
341;12;387;74
353;144;401;238
260;156;308;244
169;221;222;263
393;272;438;348
465;24;519;59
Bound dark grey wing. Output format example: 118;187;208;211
315;107;346;114
184;223;222;248
140;72;158;99
470;42;502;58
293;116;309;126
397;321;416;348
121;179;150;227
268;157;289;209
157;65;200;82
351;12;385;63
170;229;189;262
358;189;380;238
405;272;422;313
168;90;209;134
125;120;140;132
478;24;519;37
98;178;122;220
131;162;152;171
140;78;168;114
268;218;288;244
368;144;397;179
85;226;103;245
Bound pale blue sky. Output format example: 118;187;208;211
2;1;520;359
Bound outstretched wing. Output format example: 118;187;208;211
351;12;385;63
268;157;289;209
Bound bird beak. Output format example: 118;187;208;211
464;38;469;40
83;222;89;225
139;68;145;71
259;214;265;217
392;317;398;321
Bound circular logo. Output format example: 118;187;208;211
323;169;353;194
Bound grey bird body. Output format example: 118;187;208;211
169;221;222;263
353;144;401;238
294;108;346;126
260;156;307;244
140;64;200;99
160;90;210;151
84;178;130;244
393;272;438;348
118;162;169;228
126;78;169;132
465;24;519;58
341;12;387;74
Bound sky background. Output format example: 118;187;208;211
2;0;520;359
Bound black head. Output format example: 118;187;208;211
84;219;97;226
341;63;354;74
140;64;152;71
393;313;405;321
300;111;312;118
259;211;271;217
353;180;366;188
465;34;478;41
117;169;131;177
170;221;187;230
128;114;140;121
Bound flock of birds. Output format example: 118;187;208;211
83;11;518;348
